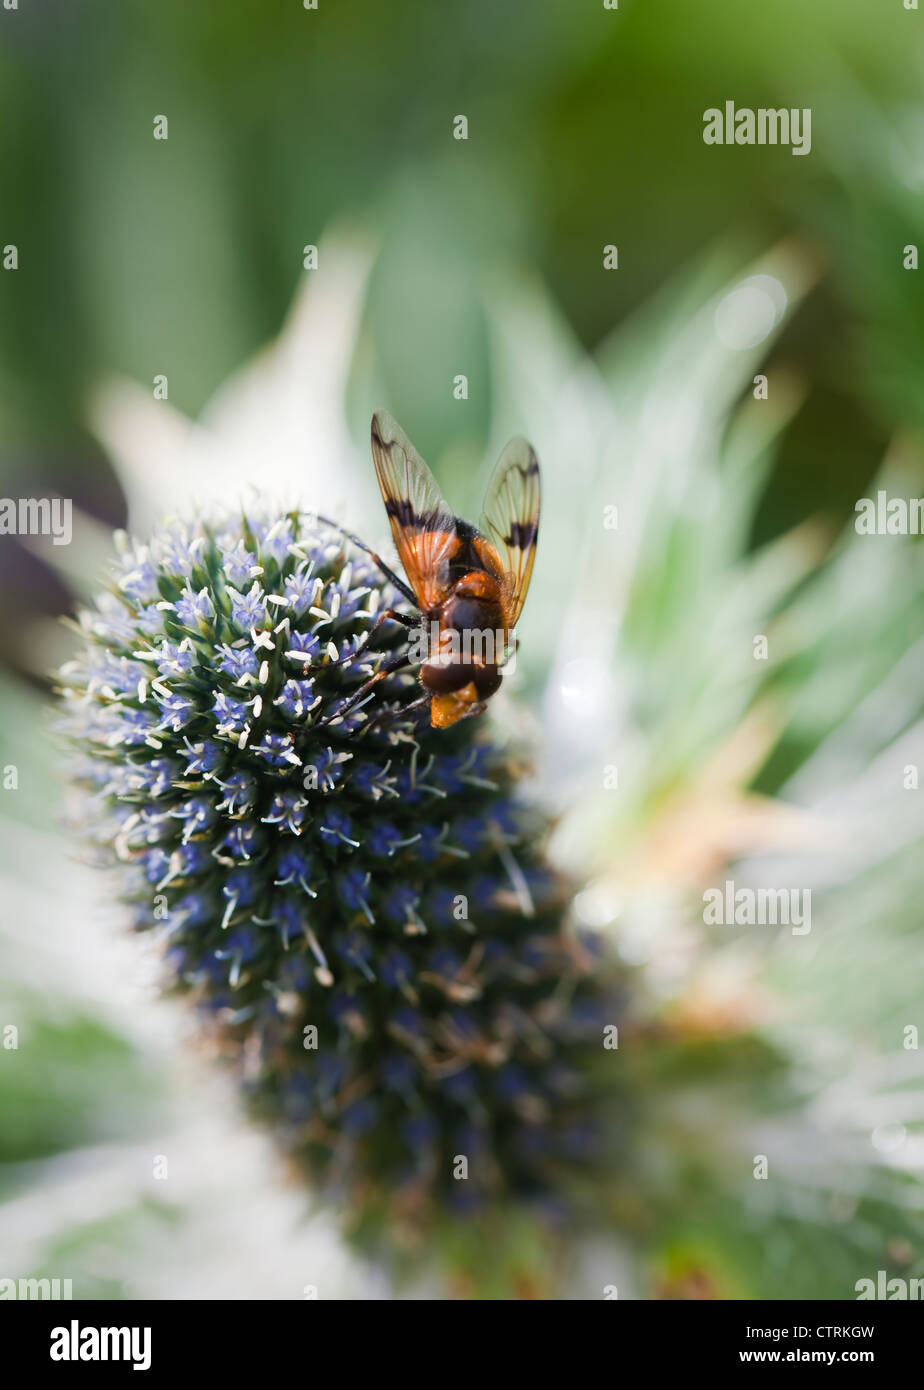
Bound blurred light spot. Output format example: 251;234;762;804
557;657;611;722
872;1123;906;1155
714;275;787;350
573;882;622;930
616;923;654;966
887;1237;913;1265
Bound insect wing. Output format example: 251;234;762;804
478;436;540;629
370;411;458;611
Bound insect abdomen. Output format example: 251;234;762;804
421;658;502;699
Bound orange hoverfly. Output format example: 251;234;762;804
321;411;540;730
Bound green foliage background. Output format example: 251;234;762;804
2;3;921;540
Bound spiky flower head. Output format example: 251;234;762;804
58;505;618;1260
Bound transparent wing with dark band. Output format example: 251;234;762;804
370;410;458;611
478;436;540;628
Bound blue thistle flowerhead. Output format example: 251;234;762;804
59;506;619;1246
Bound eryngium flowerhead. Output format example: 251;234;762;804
59;506;617;1243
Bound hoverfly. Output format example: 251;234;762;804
323;411;540;730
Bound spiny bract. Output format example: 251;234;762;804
59;507;616;1235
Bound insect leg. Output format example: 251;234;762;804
365;691;431;733
375;608;419;630
322;607;419;671
313;512;419;608
314;652;416;728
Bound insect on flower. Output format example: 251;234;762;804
323;411;541;729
